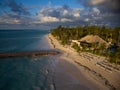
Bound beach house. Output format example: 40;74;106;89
79;35;108;50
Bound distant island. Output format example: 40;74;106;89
50;25;120;64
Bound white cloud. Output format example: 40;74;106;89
42;16;59;22
33;5;120;27
12;19;20;24
73;9;81;17
37;14;59;23
90;0;105;5
92;7;100;15
36;6;82;23
73;13;80;17
61;18;72;22
63;10;69;15
84;18;89;22
0;14;21;24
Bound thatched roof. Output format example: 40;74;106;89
79;35;107;45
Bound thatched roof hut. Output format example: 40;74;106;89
79;35;108;46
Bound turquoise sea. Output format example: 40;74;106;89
0;30;57;90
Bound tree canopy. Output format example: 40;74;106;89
50;25;120;64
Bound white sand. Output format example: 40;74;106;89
45;34;120;90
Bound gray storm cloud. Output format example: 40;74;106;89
77;0;120;13
0;0;30;15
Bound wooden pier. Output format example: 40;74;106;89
0;50;60;58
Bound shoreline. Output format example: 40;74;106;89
45;33;120;90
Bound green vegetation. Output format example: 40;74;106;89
50;25;120;64
109;48;120;64
72;43;80;52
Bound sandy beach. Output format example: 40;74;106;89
45;33;120;90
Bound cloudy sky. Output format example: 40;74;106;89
0;0;120;30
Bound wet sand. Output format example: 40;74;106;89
53;59;108;90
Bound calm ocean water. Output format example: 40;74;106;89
0;30;50;53
0;30;57;90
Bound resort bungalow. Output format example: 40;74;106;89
79;35;108;50
71;40;80;46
